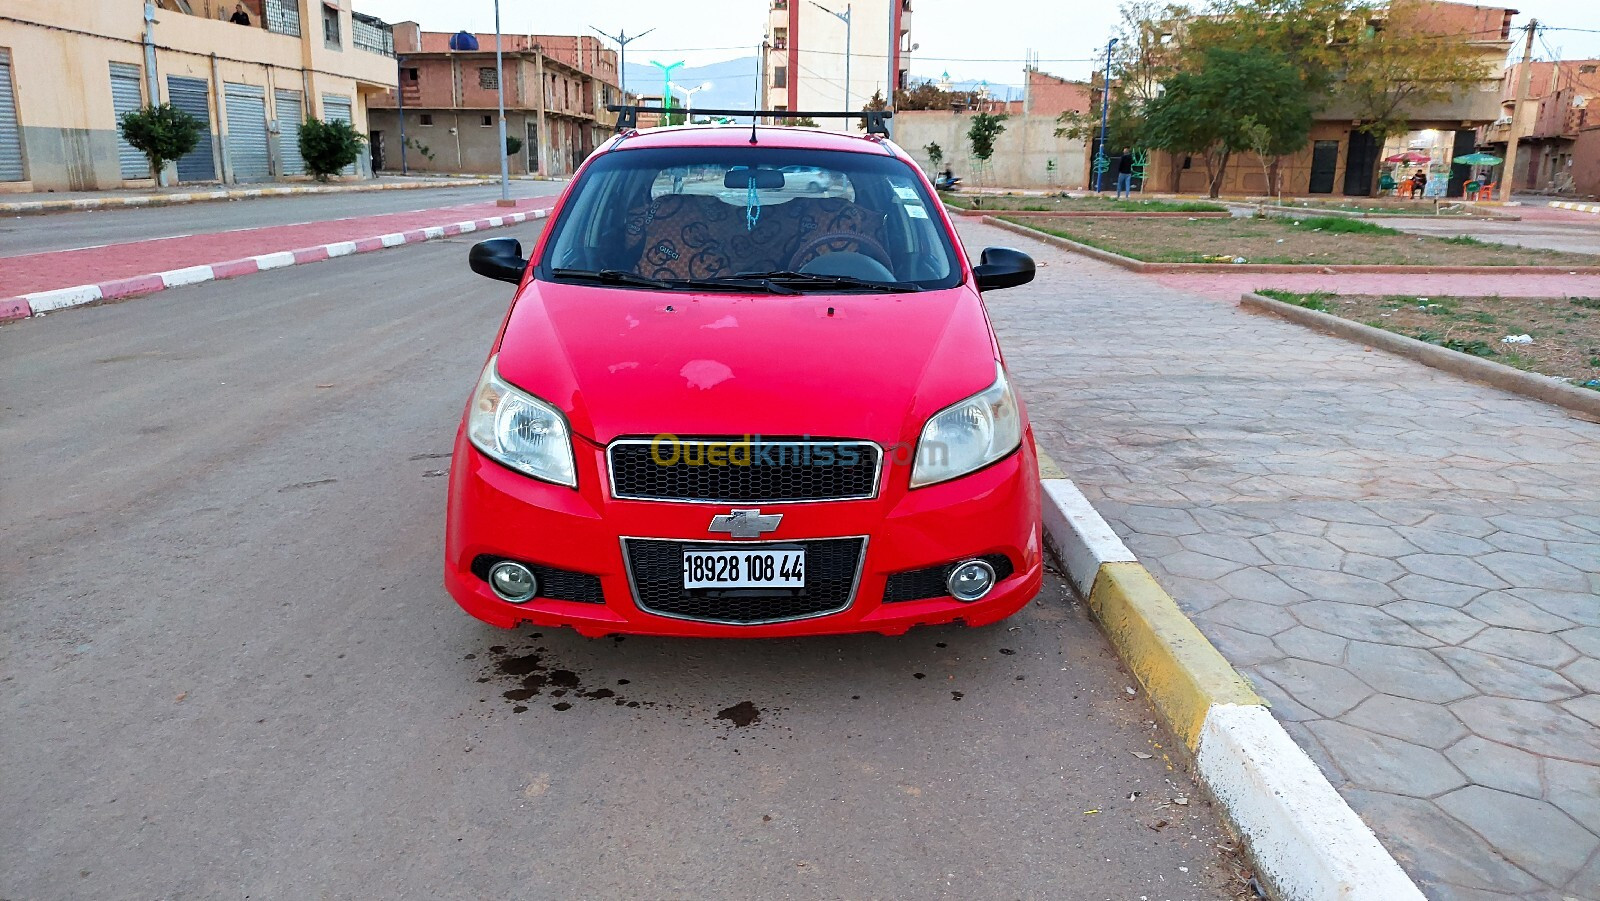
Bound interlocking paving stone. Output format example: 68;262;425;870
1436;787;1600;887
1346;695;1469;750
1308;721;1468;797
967;217;1600;900
1443;736;1546;798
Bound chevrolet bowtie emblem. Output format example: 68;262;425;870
708;509;783;539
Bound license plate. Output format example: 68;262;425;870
682;548;805;589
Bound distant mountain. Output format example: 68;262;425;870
623;57;761;116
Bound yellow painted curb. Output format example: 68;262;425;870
1035;445;1065;480
1087;562;1263;749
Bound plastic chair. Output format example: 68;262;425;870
1474;183;1495;201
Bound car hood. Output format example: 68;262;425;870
493;280;999;445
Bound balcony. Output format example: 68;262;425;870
353;12;394;56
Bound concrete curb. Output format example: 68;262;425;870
1231;202;1520;222
1239;291;1600;420
0;207;549;322
1550;201;1600;215
1041;477;1425;901
0;178;495;216
946;205;1230;219
982;215;1600;275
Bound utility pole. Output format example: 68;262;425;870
591;26;654;101
535;49;549;175
396;56;408;175
809;1;851;114
1094;37;1118;192
1499;19;1537;203
493;0;513;205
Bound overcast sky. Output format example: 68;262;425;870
362;0;1600;99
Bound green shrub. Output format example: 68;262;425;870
1289;216;1399;236
298;118;366;182
117;103;203;178
505;135;523;157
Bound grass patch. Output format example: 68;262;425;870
1256;292;1600;388
1287;216;1400;236
1000;215;1600;267
1442;235;1488;246
1257;289;1333;311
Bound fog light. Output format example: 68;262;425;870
947;559;996;602
488;560;538;603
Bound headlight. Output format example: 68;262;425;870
467;356;577;487
910;364;1022;488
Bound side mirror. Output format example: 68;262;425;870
972;247;1035;292
469;237;527;284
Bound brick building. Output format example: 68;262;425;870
1481;59;1600;194
367;24;621;177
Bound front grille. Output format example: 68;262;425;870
882;554;1015;603
470;555;605;604
622;537;866;624
608;438;881;502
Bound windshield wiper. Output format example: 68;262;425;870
730;270;922;293
550;268;677;289
689;276;801;296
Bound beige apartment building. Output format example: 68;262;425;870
0;0;395;192
366;26;621;178
764;0;912;125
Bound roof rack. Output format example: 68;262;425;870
607;105;892;138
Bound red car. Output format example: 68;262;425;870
446;122;1042;637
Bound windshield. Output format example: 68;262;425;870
537;144;961;291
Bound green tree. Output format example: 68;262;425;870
967;112;1008;192
117;103;202;181
505;135;523;157
895;79;981;111
299;118;366;182
858;89;888;130
1142;47;1311;197
1338;0;1492;192
924;141;944;172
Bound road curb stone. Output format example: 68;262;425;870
1041;476;1425;901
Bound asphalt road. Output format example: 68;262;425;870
1375;216;1600;255
0;234;1242;900
0;180;568;258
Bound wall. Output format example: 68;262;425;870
1571;126;1600;199
894;110;1087;189
0;0;391;191
368;109;534;174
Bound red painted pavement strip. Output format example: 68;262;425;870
0;198;556;298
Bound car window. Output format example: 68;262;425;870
538;144;959;290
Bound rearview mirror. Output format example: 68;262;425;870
972;247;1035;291
469;237;527;284
724;167;786;190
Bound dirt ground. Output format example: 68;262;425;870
1262;291;1600;388
1014;216;1600;266
947;194;1225;213
1269;198;1484;217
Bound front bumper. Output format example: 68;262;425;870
444;432;1043;637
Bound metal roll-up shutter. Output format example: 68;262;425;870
224;83;269;182
166;75;215;182
275;89;304;176
322;94;356;175
0;50;23;182
109;62;146;179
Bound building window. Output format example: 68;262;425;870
481;114;493;127
772;27;788;51
479;67;499;90
405;67;418;82
773;66;787;89
419;113;433;126
1582;65;1598;75
322;4;341;49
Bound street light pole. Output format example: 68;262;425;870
591;26;655;101
494;0;512;205
672;82;712;123
809;1;852;114
650;60;685;120
396;55;409;175
1093;36;1118;193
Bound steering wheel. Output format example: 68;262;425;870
787;231;894;272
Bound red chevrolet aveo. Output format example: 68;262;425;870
445;123;1042;637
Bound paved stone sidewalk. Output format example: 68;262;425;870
961;218;1600;901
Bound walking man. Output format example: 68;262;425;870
1115;147;1135;199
